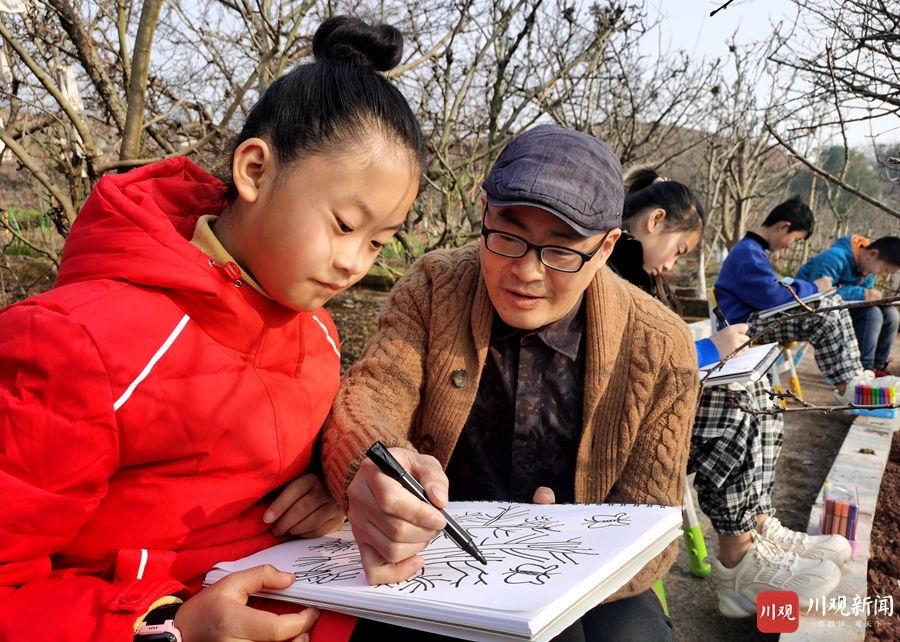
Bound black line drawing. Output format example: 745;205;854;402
288;505;622;593
503;563;561;585
583;512;631;529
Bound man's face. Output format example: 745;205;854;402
860;249;900;277
479;203;620;330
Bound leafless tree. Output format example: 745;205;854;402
768;0;900;222
0;1;321;243
376;1;657;255
685;35;807;262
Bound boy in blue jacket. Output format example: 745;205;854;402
798;235;900;375
715;198;865;399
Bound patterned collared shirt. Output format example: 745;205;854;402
446;297;586;503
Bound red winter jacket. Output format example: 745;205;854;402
0;158;347;640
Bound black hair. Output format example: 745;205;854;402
867;236;900;266
221;15;426;200
622;168;705;232
761;197;814;236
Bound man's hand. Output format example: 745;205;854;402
175;565;319;642
532;487;555;504
346;447;447;585
814;275;833;292
709;323;750;358
866;288;884;302
263;473;345;538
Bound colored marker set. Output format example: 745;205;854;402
853;384;896;405
851;384;898;418
819;482;858;555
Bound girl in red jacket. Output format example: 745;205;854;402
0;15;424;642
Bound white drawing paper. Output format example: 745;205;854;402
206;502;682;641
699;341;781;386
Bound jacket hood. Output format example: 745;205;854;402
833;235;870;270
52;157;308;354
56;157;228;295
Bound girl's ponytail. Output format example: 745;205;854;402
622;167;705;232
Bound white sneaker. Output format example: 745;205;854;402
711;533;842;618
835;371;875;404
759;516;852;566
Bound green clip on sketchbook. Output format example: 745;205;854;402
206;502;682;642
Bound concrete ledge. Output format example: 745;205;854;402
783;414;898;640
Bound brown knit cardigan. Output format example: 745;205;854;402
322;243;700;600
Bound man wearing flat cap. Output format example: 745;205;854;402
322;124;699;639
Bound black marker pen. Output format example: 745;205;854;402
366;441;487;565
713;306;730;328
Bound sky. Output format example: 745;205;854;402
641;0;899;149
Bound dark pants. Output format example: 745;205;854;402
348;589;673;641
849;305;899;370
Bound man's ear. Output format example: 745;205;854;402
231;138;273;205
601;228;622;258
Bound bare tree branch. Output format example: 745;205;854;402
701;294;900;382
0;127;78;225
710;0;739;18
766;122;900;221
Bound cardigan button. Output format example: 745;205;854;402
451;369;468;388
419;434;437;454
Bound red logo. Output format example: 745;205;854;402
757;591;800;633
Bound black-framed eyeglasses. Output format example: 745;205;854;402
480;224;612;273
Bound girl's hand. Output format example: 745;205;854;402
175;565;318;642
709;323;750;358
264;473;346;538
532;487;555;504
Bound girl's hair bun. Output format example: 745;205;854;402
312;16;404;72
624;167;662;196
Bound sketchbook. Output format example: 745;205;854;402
699;341;781;386
756;288;833;320
205;502;682;642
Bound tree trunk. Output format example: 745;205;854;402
696;246;708;300
119;0;164;163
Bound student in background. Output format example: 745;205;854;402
318;125;700;640
0;16;424;642
797;235;900;376
714;198;867;401
608;170;847;619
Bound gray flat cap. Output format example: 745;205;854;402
482;124;623;235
